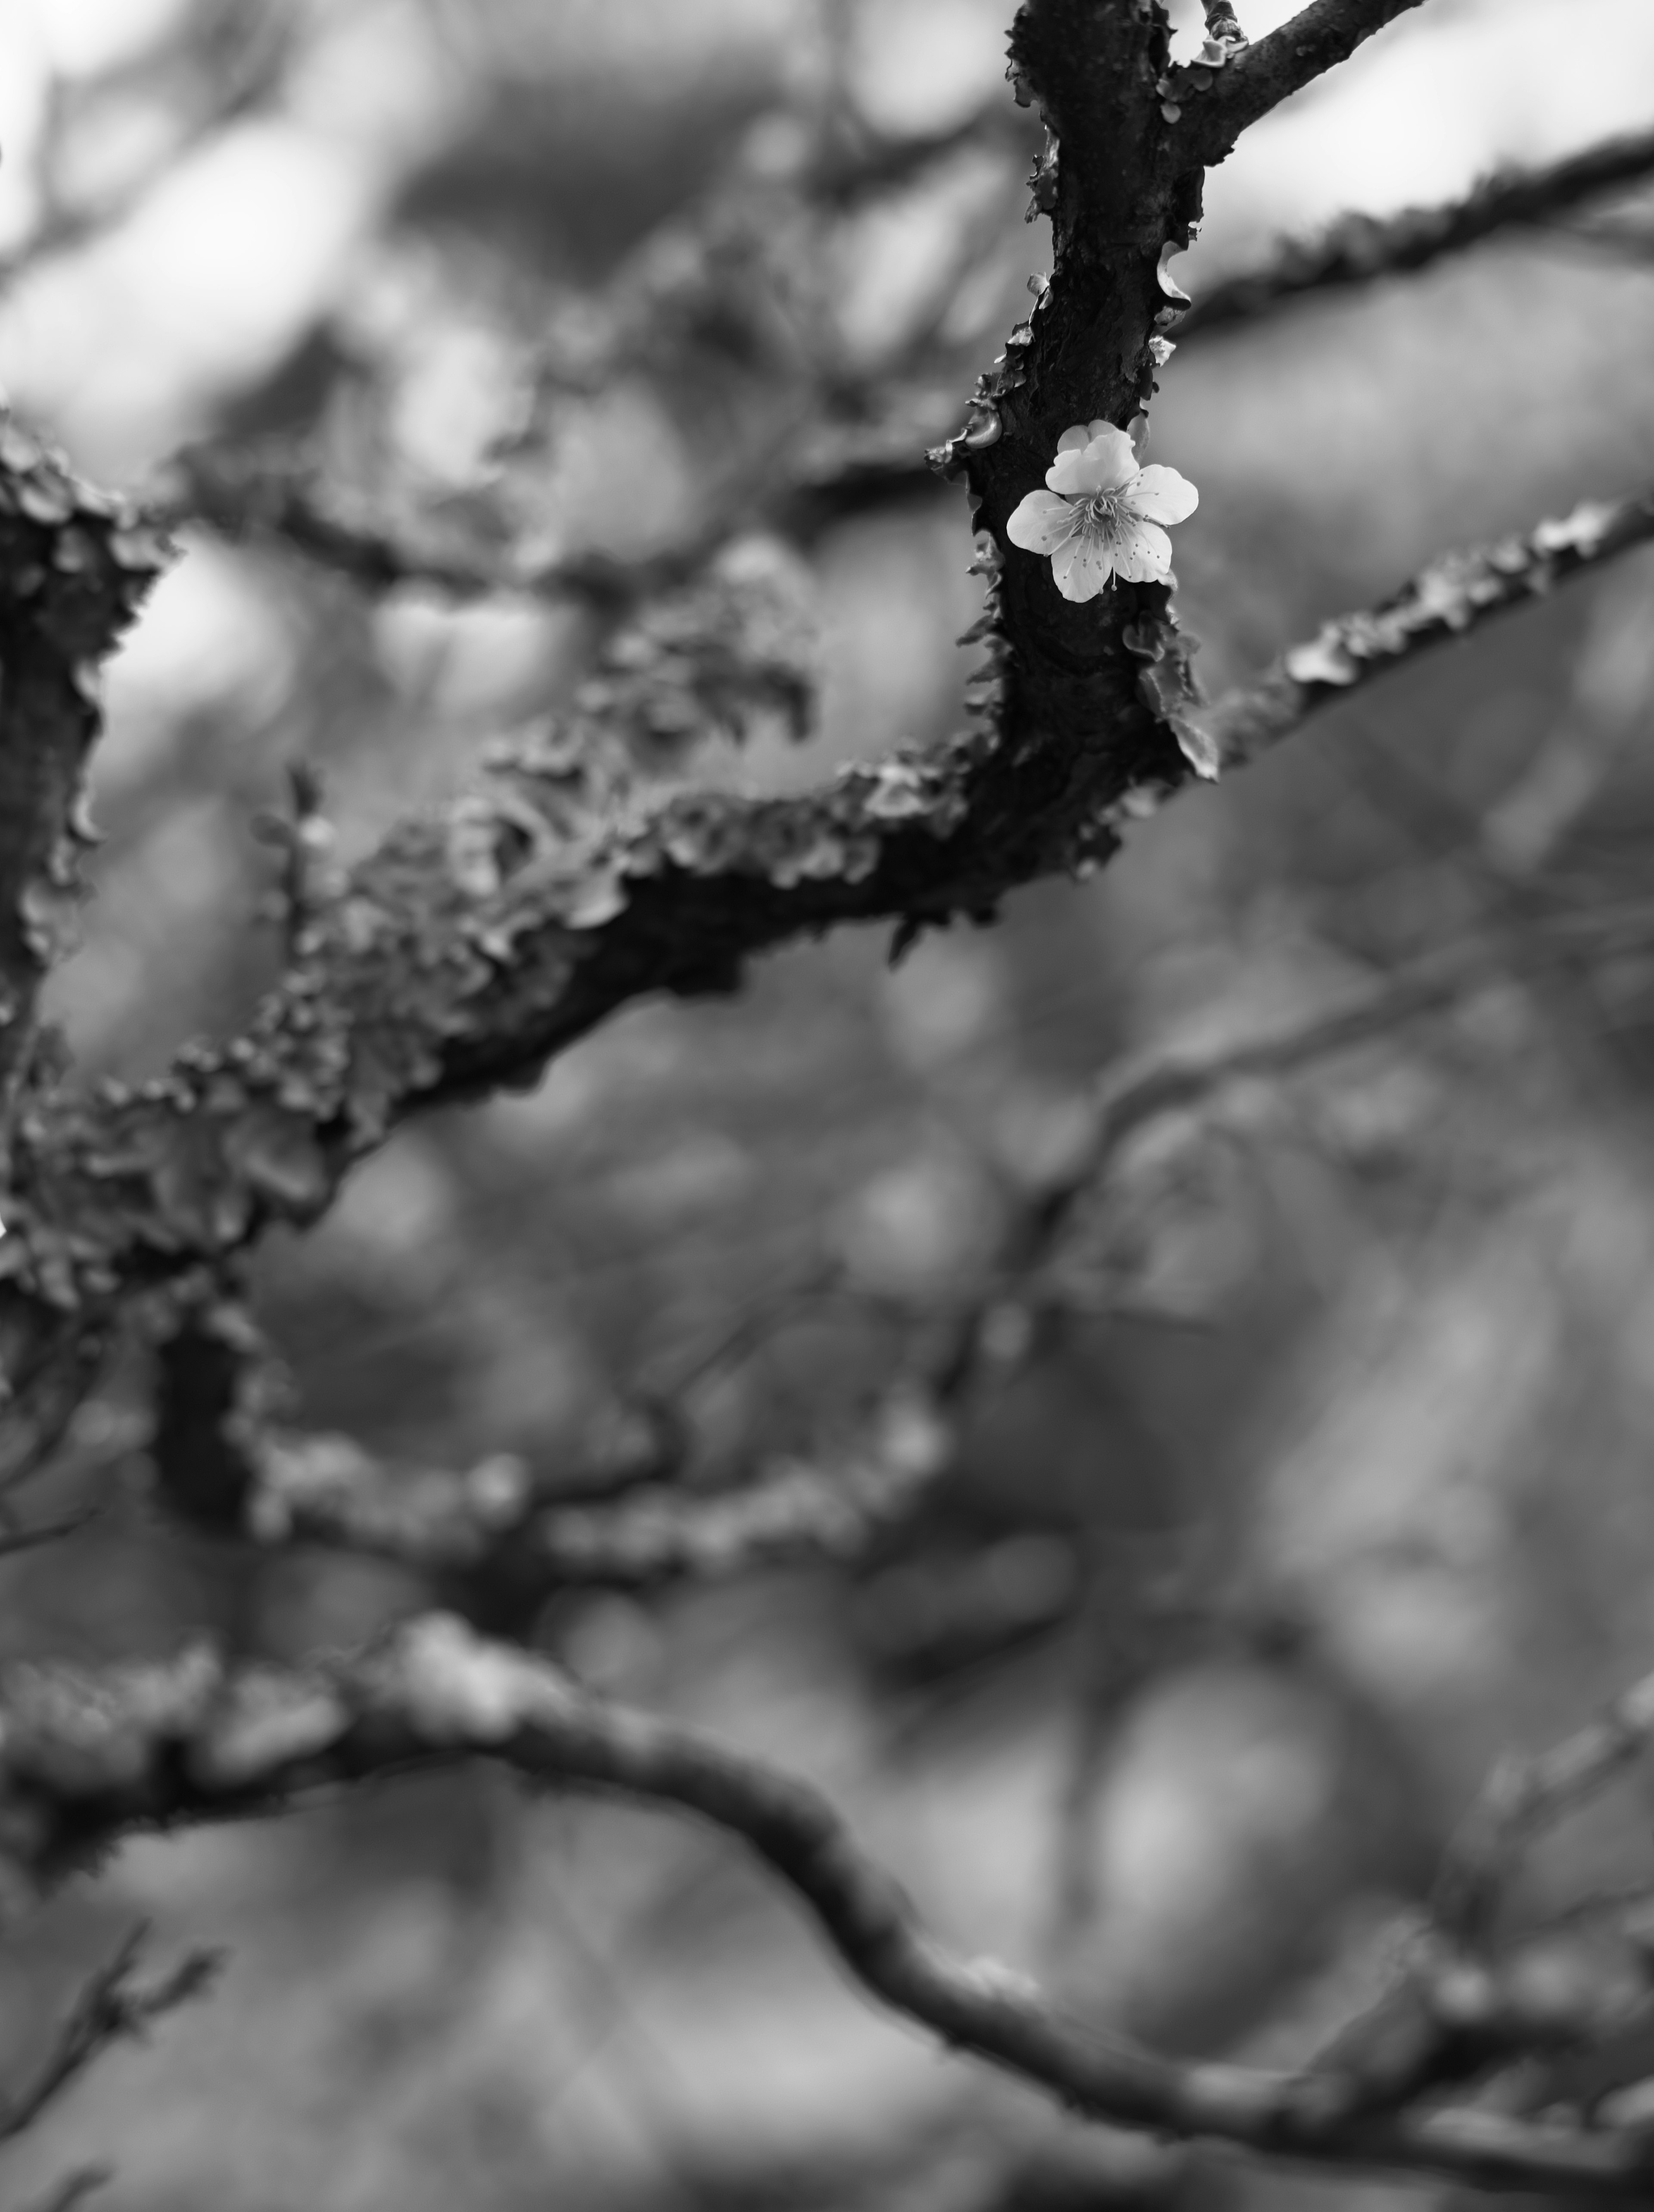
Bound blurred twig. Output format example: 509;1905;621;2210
161;389;945;616
146;949;1478;1595
157;440;729;611
1191;485;1654;774
3;1613;1654;2196
805;99;1038;207
1483;558;1654;873
0;1928;219;2146
1178;123;1654;340
1300;1667;1654;2118
1434;1668;1654;1952
13;2167;113;2212
1046;1547;1205;1961
1537;215;1654;263
0;1504;102;1560
147;1291;956;1592
0;0;295;280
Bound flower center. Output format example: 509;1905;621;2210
1078;492;1123;533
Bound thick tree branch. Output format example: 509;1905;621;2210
1181;125;1654;340
0;0;1288;1376
1;1613;1653;2195
0;423;167;1138
3;20;1646;1469
1182;0;1429;162
1;472;1648;1460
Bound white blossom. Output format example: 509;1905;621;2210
1006;421;1197;602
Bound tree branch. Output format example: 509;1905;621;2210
1181;125;1654;339
1184;0;1430;162
14;2166;113;2212
3;20;1648;1468
0;421;168;1141
3;1613;1654;2195
1181;485;1654;776
136;943;1520;1608
166;116;1654;615
1434;1666;1654;1952
0;465;1641;1456
0;1927;218;2143
158;441;726;611
148;1296;955;1597
0;1504;101;1559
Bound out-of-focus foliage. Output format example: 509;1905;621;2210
3;2;1654;2209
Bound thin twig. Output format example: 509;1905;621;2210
1434;1668;1654;1950
0;1928;219;2144
13;2165;114;2212
1185;486;1654;775
0;1504;103;1559
3;1615;1654;2196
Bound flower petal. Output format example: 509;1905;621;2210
1080;428;1140;490
1045;448;1094;494
1054;418;1116;457
1124;464;1198;525
1051;530;1115;601
1109;519;1172;583
1007;489;1076;554
1046;424;1137;496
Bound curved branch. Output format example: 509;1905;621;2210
2;1612;1654;2196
